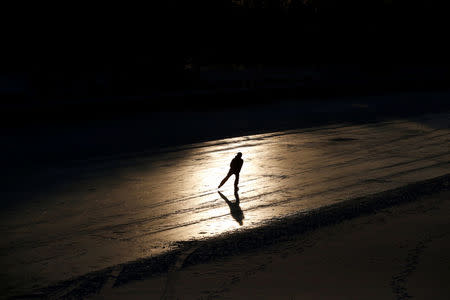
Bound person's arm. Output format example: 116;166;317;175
237;159;243;172
231;157;240;168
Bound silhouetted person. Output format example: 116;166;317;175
218;152;243;191
218;191;244;226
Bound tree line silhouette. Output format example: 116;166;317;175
1;0;446;102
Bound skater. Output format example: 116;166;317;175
218;152;243;191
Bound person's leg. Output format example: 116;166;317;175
234;173;240;190
218;170;232;188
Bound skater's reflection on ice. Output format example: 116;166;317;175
218;190;244;226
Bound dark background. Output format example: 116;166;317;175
0;0;448;168
2;0;448;121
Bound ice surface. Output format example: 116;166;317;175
0;112;448;296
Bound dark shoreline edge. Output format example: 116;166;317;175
21;174;449;299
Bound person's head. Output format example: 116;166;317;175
236;152;242;158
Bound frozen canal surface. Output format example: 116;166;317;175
1;113;449;296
